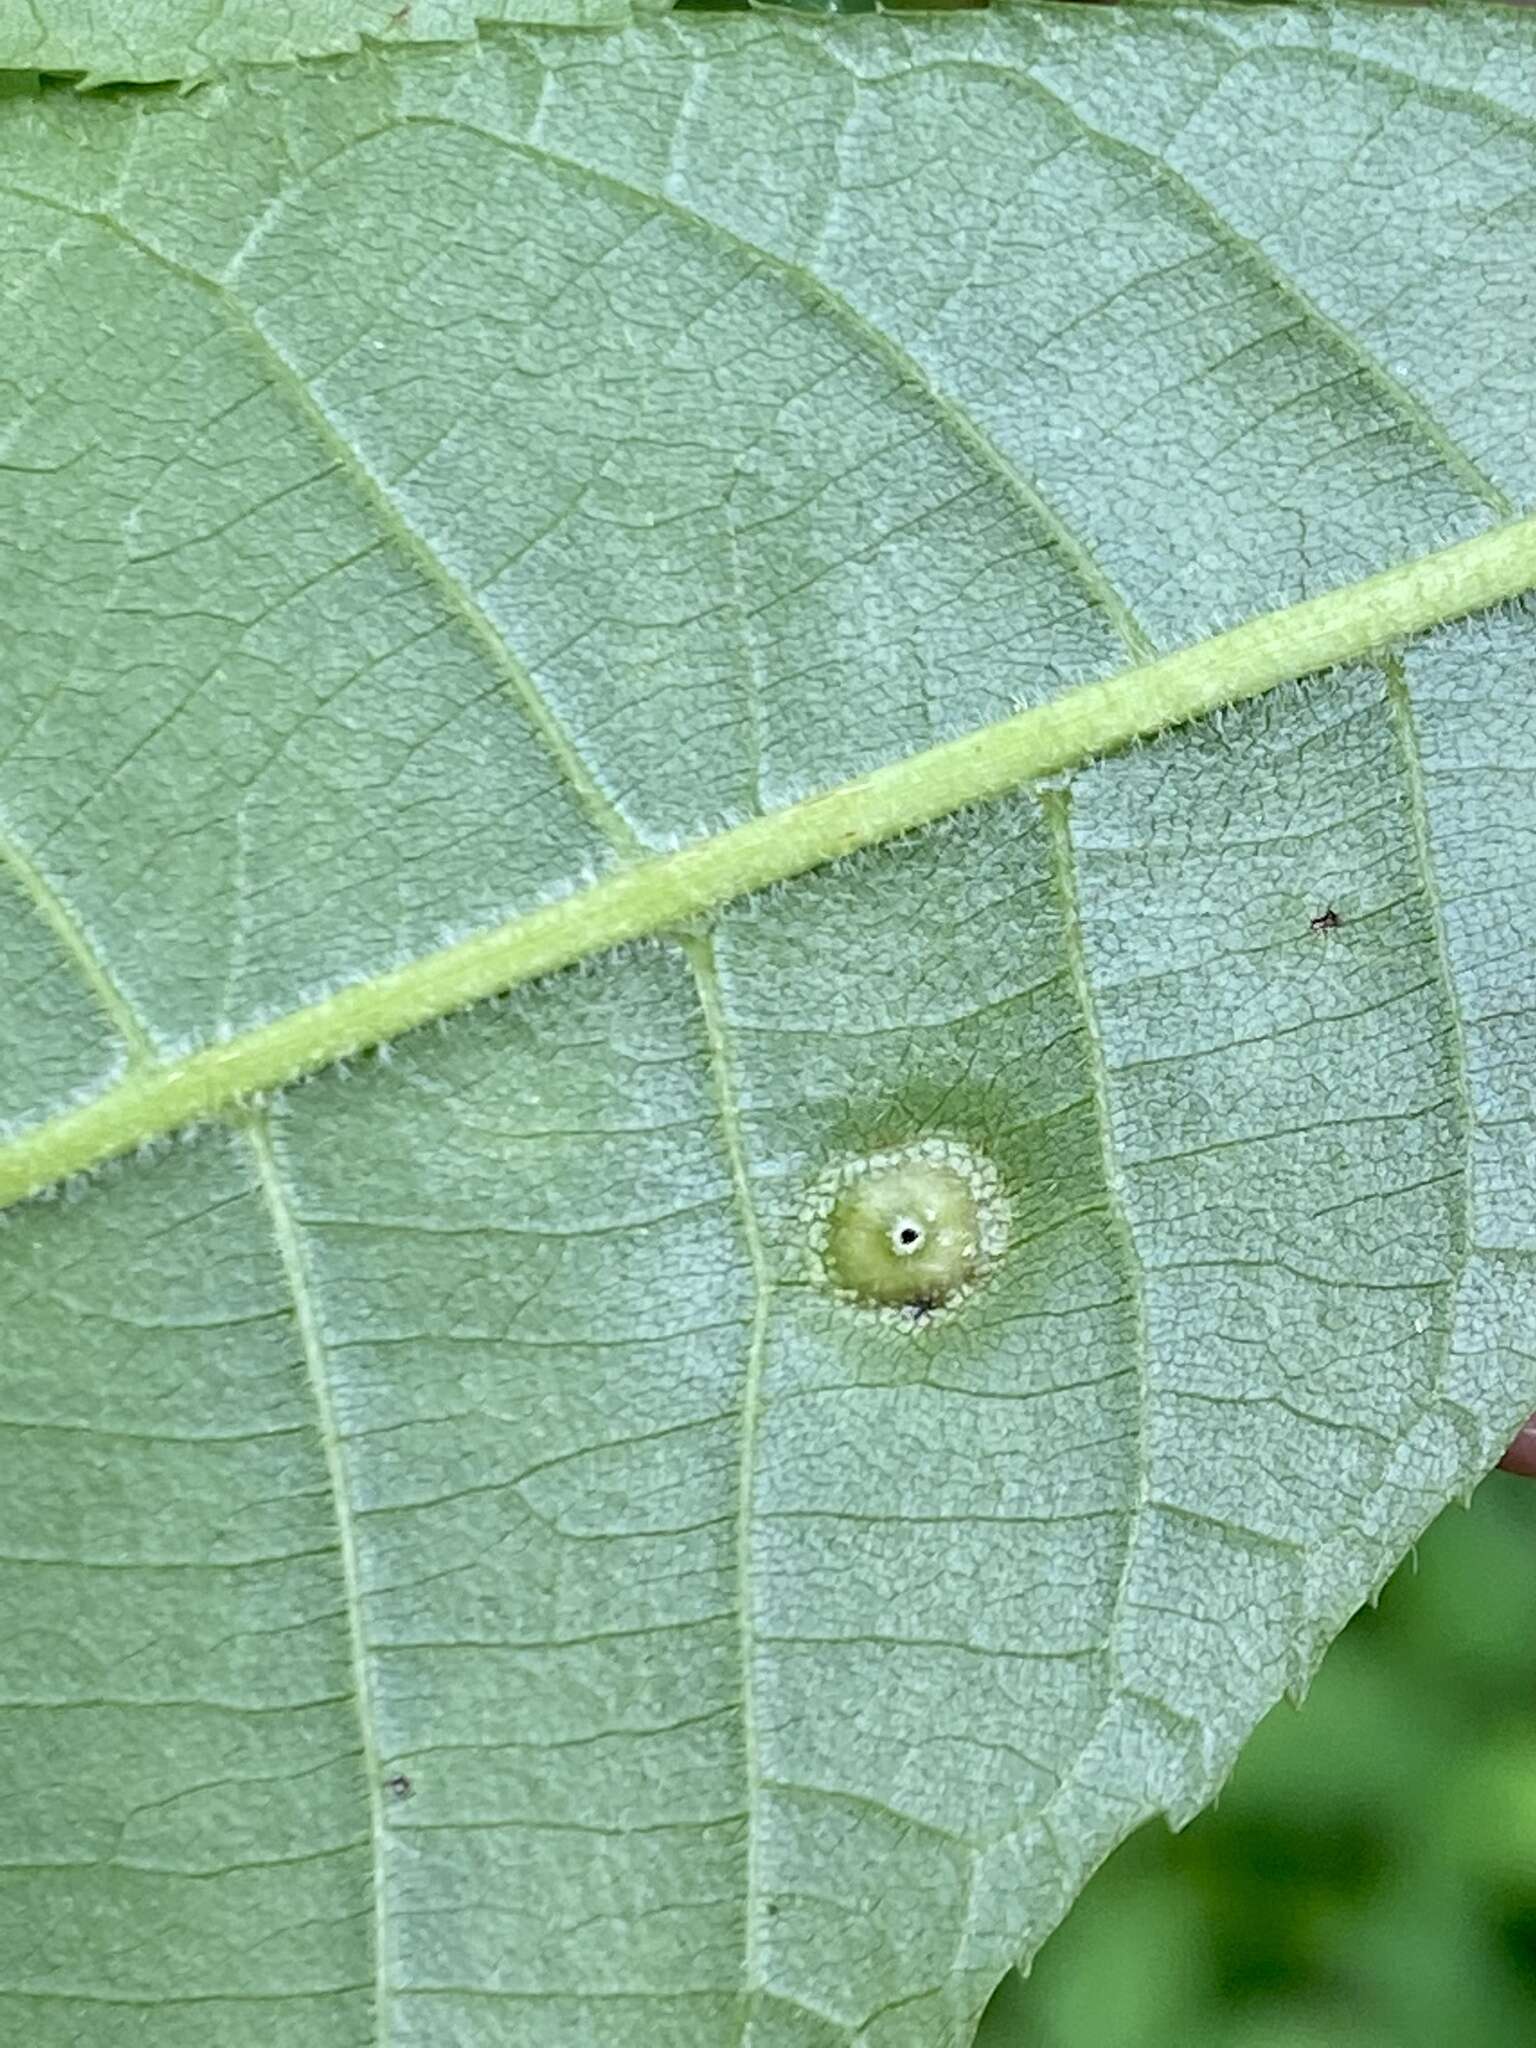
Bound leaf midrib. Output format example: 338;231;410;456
3;501;1536;1204
2;507;1534;1214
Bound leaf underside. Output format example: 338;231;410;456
3;8;1536;2046
0;0;657;83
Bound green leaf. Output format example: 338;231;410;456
2;8;1536;2046
0;0;657;84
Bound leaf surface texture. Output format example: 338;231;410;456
3;9;1536;2045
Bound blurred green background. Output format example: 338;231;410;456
974;1473;1536;2048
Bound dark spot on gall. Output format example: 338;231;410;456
385;1774;413;1799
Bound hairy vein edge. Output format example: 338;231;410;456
3;509;1534;1214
